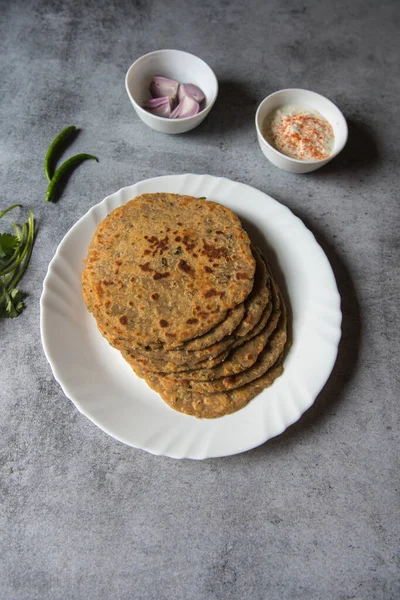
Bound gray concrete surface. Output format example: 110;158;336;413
1;0;399;598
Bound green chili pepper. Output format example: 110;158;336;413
45;153;98;202
44;125;78;181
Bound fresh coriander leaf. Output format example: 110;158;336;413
0;233;19;260
4;288;24;318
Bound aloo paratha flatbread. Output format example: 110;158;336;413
155;297;287;393
234;248;269;337
122;345;232;374
146;356;285;418
127;276;288;417
170;246;268;352
153;294;282;387
82;193;255;348
106;247;268;362
127;293;274;372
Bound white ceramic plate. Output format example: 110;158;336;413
40;174;341;459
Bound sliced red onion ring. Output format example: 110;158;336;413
150;76;179;99
143;96;173;118
170;95;200;119
178;83;205;104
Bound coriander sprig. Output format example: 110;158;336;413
0;205;35;318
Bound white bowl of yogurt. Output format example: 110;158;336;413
255;89;348;173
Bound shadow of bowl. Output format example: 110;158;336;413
315;117;379;176
185;79;259;138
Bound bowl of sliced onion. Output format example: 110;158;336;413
125;49;218;134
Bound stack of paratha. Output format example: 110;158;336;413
82;193;289;418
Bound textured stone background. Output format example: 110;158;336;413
1;0;399;599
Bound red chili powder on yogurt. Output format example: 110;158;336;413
262;105;335;161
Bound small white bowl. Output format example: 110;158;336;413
255;88;348;173
125;49;218;134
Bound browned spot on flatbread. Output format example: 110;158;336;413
139;262;153;272
201;242;228;260
153;272;170;280
178;259;195;276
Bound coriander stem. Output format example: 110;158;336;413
7;211;34;291
12;222;22;240
0;223;26;275
0;204;21;220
